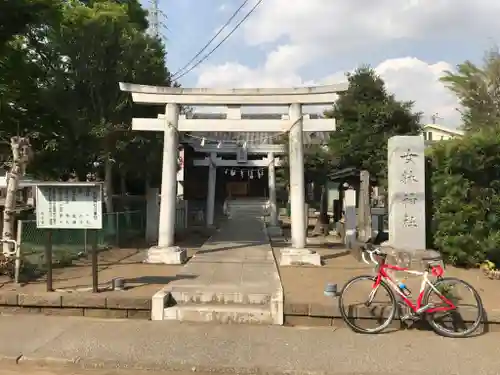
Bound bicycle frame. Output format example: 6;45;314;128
372;261;456;314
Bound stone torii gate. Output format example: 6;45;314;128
119;83;347;266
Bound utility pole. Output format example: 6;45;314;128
147;0;168;47
431;113;442;124
148;0;160;39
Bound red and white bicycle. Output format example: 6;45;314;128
332;245;483;337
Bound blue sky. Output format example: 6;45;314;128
140;0;500;127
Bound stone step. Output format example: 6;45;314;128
228;204;267;208
163;303;273;324
228;215;265;220
227;198;268;203
228;204;267;210
228;209;266;213
228;212;265;217
227;201;268;207
229;206;266;208
227;206;267;211
169;286;271;305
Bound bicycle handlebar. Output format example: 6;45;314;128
361;245;385;265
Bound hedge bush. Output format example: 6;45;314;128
428;130;500;267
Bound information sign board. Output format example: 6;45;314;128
35;183;103;229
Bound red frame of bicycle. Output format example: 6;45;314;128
373;262;456;313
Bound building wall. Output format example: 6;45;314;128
421;125;463;142
422;129;455;141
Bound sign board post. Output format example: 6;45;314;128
35;182;103;292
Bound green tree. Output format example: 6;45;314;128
326;66;421;186
440;47;500;132
1;0;171;188
80;0;149;30
0;0;60;48
429;128;500;266
0;0;64;170
44;0;171;212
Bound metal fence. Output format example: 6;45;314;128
18;211;145;260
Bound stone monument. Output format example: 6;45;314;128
387;135;426;252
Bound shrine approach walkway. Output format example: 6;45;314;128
152;215;283;324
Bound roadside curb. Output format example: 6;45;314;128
13;354;331;375
284;301;498;331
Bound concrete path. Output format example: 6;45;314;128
153;217;283;323
181;216;277;282
0;315;499;375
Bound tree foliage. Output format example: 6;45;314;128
431;47;500;267
0;0;60;48
441;47;500;132
1;0;172;193
80;0;149;30
428;129;500;267
326;67;422;186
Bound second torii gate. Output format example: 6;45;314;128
119;83;347;266
193;152;283;230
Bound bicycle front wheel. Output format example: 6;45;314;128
338;275;397;334
423;277;484;338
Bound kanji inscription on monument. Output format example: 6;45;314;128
35;183;103;229
388;136;426;251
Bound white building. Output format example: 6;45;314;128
421;123;464;141
0;171;39;207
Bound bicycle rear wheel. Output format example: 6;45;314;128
338;275;397;334
423;277;483;338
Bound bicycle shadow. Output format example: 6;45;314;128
402;304;489;338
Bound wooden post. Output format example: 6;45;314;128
92;230;99;293
45;230;53;292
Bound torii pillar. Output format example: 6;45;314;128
119;83;347;265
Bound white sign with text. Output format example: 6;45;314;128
35;183;103;229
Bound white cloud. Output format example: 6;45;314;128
196;61;305;88
243;0;500;48
193;0;496;127
196;56;461;126
375;58;460;125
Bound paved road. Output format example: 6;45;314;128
0;315;499;374
1;364;215;375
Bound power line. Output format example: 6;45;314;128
171;0;250;78
172;0;263;81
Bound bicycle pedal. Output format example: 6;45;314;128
401;314;419;322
